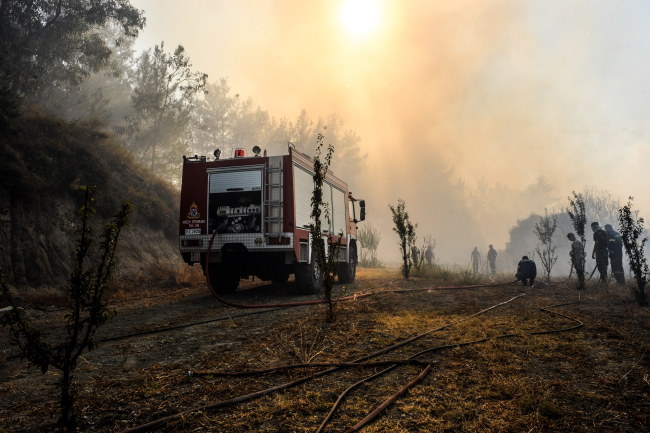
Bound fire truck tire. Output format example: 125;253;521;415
338;245;357;284
294;250;324;294
207;264;239;293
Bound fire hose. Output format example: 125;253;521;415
203;230;514;309
325;299;583;433
117;235;577;432
121;294;526;433
121;294;584;433
188;298;583;433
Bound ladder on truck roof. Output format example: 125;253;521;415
265;156;283;233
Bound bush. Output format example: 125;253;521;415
618;197;648;305
1;187;132;431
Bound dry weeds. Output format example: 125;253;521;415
0;268;648;432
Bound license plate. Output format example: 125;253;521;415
185;228;201;235
190;252;201;262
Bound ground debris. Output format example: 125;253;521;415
0;268;648;432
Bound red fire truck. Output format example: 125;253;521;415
178;146;365;294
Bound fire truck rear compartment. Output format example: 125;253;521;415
208;191;262;234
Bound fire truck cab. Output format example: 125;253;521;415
178;146;365;294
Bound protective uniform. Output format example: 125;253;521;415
411;246;420;267
568;233;585;289
425;246;433;266
591;222;609;283
487;245;497;275
516;256;537;286
605;224;625;285
471;247;480;274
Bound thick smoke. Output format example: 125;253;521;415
132;0;650;265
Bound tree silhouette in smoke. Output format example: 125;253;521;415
389;199;417;279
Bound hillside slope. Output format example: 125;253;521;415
0;108;182;287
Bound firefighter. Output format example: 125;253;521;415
515;256;537;286
591;222;609;283
604;224;625;285
424;246;434;266
487;244;497;275
471;247;480;274
411;246;420;267
567;233;585;289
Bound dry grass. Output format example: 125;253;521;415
1;267;648;432
110;263;204;302
8;286;68;307
0;261;202;311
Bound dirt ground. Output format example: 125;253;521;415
1;267;649;432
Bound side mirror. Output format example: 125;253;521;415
359;200;366;222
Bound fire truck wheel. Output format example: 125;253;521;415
207;264;239;294
338;245;357;284
295;251;324;294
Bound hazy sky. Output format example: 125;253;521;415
131;0;650;263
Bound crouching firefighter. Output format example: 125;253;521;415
516;256;537;286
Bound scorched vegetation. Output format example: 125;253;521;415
1;268;648;432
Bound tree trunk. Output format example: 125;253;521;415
637;287;648;306
58;367;76;432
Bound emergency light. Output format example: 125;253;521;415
234;149;245;158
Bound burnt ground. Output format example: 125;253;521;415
0;267;649;433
